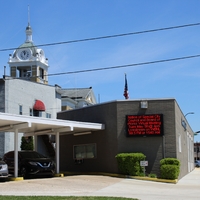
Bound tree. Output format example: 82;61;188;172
20;136;34;150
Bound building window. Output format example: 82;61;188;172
179;135;182;152
39;111;42;117
39;68;44;79
30;108;33;116
46;113;51;118
73;143;96;159
19;105;23;115
33;110;42;117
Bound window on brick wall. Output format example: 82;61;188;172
179;135;182;153
73;143;96;159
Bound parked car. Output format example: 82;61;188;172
0;160;9;178
195;160;200;167
3;151;55;178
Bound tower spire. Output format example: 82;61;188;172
28;5;30;26
25;5;32;42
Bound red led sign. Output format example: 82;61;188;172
126;114;163;137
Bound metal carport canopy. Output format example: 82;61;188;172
0;112;105;178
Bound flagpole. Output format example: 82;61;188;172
123;73;129;99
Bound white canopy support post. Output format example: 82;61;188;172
55;132;59;174
14;128;19;177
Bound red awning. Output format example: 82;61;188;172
33;100;45;111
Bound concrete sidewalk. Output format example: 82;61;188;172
92;168;200;200
0;168;199;199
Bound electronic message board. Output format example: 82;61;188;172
126;114;163;137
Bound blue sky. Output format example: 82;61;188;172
0;1;200;141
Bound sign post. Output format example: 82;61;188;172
140;161;148;175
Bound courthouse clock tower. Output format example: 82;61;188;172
8;22;49;84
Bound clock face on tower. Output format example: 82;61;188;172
17;49;31;60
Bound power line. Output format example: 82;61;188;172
0;22;200;52
47;54;200;77
5;53;200;79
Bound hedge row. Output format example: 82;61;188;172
115;153;146;176
116;153;180;180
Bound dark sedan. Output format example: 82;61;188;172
3;150;55;178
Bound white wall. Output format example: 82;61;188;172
2;78;61;154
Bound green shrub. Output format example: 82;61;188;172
148;173;157;178
160;158;180;180
160;164;180;180
115;153;146;176
137;172;145;177
160;158;180;166
115;153;127;174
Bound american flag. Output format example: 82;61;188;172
123;74;129;99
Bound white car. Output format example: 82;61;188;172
0;160;8;178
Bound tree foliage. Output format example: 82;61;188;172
20;136;34;150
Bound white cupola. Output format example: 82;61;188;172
8;22;49;85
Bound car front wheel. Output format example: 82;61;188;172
20;167;27;178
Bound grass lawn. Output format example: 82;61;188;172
0;197;138;200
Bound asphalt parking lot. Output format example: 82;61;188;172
0;168;200;200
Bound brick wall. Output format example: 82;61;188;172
58;99;193;178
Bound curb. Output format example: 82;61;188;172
7;177;24;181
6;173;64;181
130;176;178;184
54;173;64;177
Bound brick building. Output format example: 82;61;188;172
57;99;194;179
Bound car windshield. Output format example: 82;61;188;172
19;151;46;159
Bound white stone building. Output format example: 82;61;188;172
0;22;97;158
0;22;61;157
